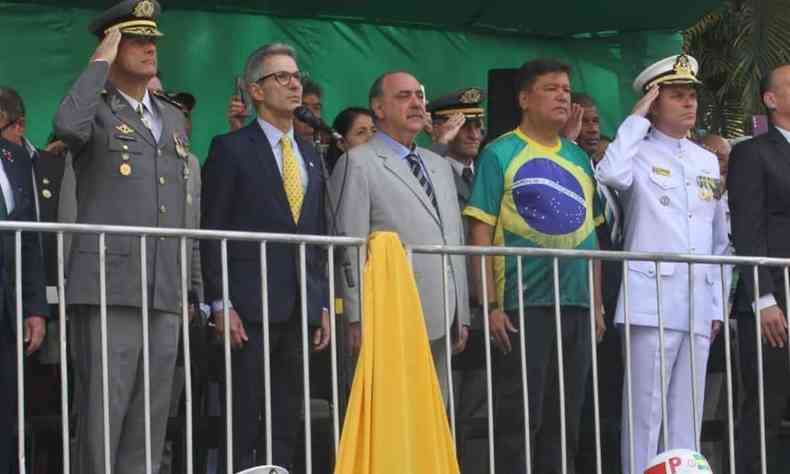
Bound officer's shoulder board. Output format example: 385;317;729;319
151;89;186;114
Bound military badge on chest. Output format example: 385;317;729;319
173;132;190;160
696;175;721;201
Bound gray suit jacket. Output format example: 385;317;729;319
328;133;470;340
54;61;192;314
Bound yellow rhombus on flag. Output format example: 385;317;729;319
334;231;460;474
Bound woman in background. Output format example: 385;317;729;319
325;107;376;172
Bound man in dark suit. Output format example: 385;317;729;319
0;88;67;326
201;42;330;472
0;86;67;471
0;136;49;473
729;63;790;474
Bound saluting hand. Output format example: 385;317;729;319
91;27;122;64
432;113;466;145
561;103;584;142
632;85;660;117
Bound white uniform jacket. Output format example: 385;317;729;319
595;115;729;336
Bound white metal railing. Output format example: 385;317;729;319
1;220;788;474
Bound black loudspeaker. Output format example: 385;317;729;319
486;68;521;143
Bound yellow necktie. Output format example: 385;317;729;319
280;135;304;223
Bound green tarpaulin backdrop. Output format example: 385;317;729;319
0;2;695;160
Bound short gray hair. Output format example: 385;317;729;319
243;42;297;85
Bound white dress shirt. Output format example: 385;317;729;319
117;88;163;143
256;116;308;191
0;157;14;214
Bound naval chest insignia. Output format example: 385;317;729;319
696;175;720;201
42;189;52;199
116;124;135;135
652;166;671;177
119;163;132;176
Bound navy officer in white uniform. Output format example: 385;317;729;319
595;54;729;474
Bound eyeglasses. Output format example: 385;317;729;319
0;118;22;134
256;70;307;87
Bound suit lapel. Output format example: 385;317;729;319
105;84;157;147
246;122;291;219
295;136;321;227
768;127;790;166
374;136;440;225
154;96;173;149
2;155;25;219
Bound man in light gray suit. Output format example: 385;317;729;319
328;71;470;400
53;2;194;473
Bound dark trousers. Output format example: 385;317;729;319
735;309;790;474
576;311;623;473
494;306;592;474
0;331;16;474
222;315;303;471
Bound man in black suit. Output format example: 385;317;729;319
201;42;330;472
729;63;790;474
0;133;49;472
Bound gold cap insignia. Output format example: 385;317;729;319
133;0;155;18
459;88;482;104
116;124;135;135
673;55;693;76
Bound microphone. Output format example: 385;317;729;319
294;105;356;288
294;105;343;141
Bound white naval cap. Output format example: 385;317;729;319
633;54;702;94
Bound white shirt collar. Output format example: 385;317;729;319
446;155;474;175
256;116;295;149
649;126;688;154
775;125;790;144
117;88;154;115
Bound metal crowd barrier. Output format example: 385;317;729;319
2;220;789;474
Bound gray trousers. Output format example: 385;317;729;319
71;305;181;474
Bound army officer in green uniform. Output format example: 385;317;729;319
53;1;193;473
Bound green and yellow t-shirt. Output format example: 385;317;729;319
464;128;603;310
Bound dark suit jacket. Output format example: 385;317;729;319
0;139;49;331
728;127;790;311
201;121;328;325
